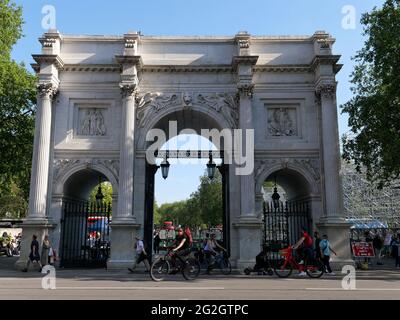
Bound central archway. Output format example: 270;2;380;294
141;107;232;261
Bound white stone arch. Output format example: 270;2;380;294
53;161;119;197
136;100;236;150
255;159;320;199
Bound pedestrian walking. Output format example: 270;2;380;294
22;235;42;272
372;233;384;265
153;232;161;254
390;235;400;268
41;235;51;266
128;236;150;273
314;231;322;261
319;234;337;275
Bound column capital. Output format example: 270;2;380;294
236;83;254;99
37;82;58;99
120;83;138;99
315;82;336;100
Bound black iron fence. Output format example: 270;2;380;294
263;201;312;254
60;201;111;268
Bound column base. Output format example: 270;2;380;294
107;219;141;270
317;217;353;266
232;218;263;270
15;218;55;270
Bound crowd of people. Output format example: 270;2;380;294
17;227;400;274
0;231;21;257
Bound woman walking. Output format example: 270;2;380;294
41;235;51;266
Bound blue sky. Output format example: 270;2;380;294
12;0;383;204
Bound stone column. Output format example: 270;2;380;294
237;85;256;219
231;32;262;268
317;84;342;219
108;40;142;269
15;83;57;270
316;83;353;268
28;83;58;220
116;84;136;221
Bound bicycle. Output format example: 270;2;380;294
150;248;201;281
202;250;232;275
273;247;324;278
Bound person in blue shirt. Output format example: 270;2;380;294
319;234;337;275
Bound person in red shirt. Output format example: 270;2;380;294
292;227;314;276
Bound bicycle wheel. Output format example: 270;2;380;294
182;257;201;280
219;258;232;275
305;259;324;278
273;259;293;278
150;258;170;282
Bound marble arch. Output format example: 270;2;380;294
16;30;353;270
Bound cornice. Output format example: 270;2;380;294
254;65;311;73
232;55;259;70
310;55;341;73
62;64;121;72
32;54;64;70
141;65;233;73
115;55;143;68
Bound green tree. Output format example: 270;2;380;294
197;169;222;227
0;0;36;217
155;169;223;228
341;0;400;188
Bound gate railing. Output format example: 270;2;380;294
60;201;111;268
263;201;312;253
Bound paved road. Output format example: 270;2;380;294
1;257;400;300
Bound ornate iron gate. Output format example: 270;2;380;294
60;201;111;268
263;201;312;252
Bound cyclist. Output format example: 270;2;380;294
292;227;314;276
170;228;191;272
204;233;227;273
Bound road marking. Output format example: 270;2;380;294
306;288;400;291
56;286;225;290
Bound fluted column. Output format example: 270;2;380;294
238;85;256;218
317;84;343;220
117;84;137;220
27;83;58;220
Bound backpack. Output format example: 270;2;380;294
184;227;193;246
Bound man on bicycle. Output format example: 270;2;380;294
203;233;227;273
292;227;314;276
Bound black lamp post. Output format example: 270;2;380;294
206;153;216;179
271;174;281;209
160;155;170;179
95;176;104;206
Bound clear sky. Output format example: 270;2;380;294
12;0;383;204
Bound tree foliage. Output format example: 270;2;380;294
155;169;223;228
0;0;36;217
341;0;400;188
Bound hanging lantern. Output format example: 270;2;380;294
206;154;216;179
271;174;281;209
160;156;170;179
95;176;104;206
